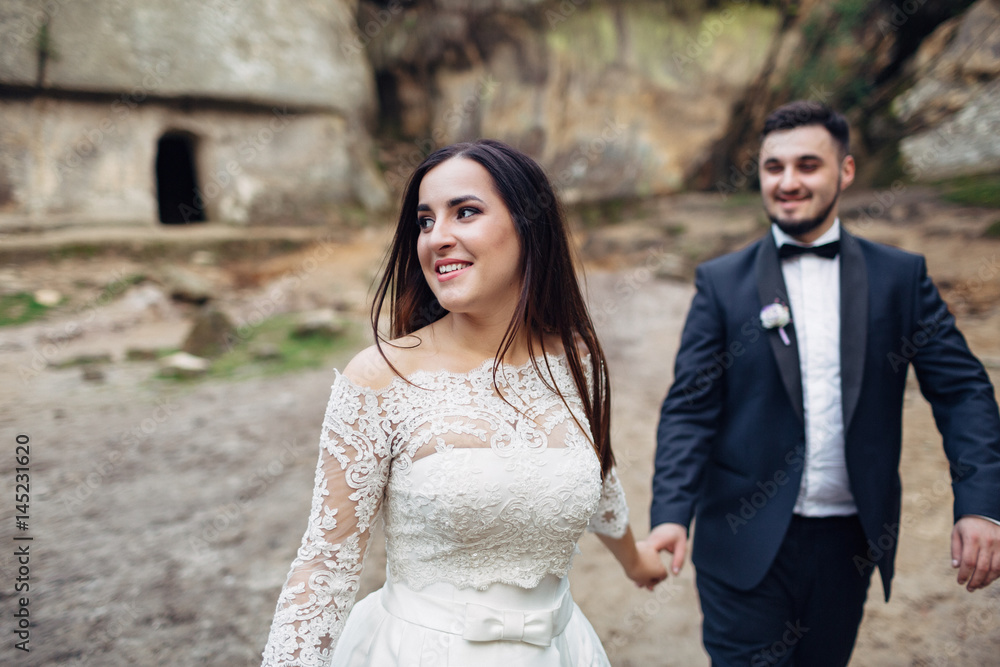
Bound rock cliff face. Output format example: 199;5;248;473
0;0;388;231
365;0;779;202
893;0;1000;181
367;0;998;199
0;0;372;115
0;0;995;231
686;0;985;192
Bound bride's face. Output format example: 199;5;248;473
415;157;523;318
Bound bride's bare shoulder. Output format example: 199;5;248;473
341;335;425;390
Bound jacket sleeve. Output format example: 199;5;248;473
651;264;727;530
261;372;392;666
908;257;1000;523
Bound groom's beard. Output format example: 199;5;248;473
768;191;839;239
767;174;843;239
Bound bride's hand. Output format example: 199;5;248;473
626;540;668;590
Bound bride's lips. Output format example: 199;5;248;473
434;259;473;282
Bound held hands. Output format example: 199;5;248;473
647;522;688;577
626;540;669;590
951;516;1000;591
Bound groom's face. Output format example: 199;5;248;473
759;125;855;243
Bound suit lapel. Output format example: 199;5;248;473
839;231;868;432
755;236;804;424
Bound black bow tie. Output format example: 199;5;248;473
778;240;840;260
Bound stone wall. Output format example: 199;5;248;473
0;0;372;115
893;0;1000;181
0;0;388;231
0;98;387;231
368;0;780;202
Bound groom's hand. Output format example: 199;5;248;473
951;516;1000;591
647;523;688;576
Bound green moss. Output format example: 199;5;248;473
164;314;358;382
721;191;760;209
0;293;53;326
546;2;779;87
938;174;1000;208
545;5;620;67
832;0;871;32
50;243;101;260
95;273;146;304
571;197;649;228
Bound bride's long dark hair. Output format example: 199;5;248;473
370;139;614;478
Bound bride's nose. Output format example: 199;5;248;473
428;218;457;250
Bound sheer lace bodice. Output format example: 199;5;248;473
262;355;629;667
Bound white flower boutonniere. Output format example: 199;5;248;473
760;301;791;346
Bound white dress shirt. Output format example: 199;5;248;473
771;222;1000;527
772;219;858;517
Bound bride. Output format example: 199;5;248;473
261;139;667;666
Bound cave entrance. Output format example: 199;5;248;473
155;132;205;224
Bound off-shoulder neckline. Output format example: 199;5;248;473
334;353;580;395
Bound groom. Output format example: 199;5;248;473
649;101;1000;666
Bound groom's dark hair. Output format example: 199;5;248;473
761;100;850;159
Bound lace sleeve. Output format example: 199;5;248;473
262;372;392;666
587;465;629;538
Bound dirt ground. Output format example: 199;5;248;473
1;188;999;666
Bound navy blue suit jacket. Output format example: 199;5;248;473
651;230;1000;600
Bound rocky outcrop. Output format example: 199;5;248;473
367;0;779;202
893;0;1000;180
687;0;982;192
0;0;373;115
0;0;389;231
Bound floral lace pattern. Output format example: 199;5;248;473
261;356;629;666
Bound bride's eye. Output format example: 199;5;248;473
416;216;434;231
457;206;480;220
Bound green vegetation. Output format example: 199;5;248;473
938;173;1000;208
0;292;55;326
163;314;356;382
786;0;875;108
721;191;760;209
571;197;652;228
984;220;1000;238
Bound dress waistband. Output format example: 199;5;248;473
381;578;574;648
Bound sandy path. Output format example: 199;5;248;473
1;212;999;666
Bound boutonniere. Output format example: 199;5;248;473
760;300;791;346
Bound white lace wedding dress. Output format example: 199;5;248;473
261;355;629;666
